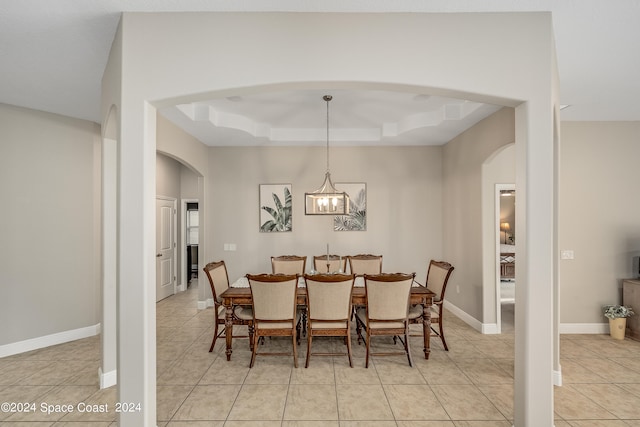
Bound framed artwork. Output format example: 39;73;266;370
334;182;366;231
259;184;292;232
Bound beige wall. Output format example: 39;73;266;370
442;107;515;320
559;121;640;325
206;145;443;284
0;103;101;347
156;153;181;198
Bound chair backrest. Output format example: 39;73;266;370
313;255;346;274
364;273;415;321
304;274;355;321
348;254;382;275
426;260;455;301
271;255;307;275
203;260;230;304
247;274;298;321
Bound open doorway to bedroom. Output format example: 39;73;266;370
183;200;199;289
498;185;516;333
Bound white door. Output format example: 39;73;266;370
156;198;176;301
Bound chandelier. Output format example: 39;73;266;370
305;95;349;215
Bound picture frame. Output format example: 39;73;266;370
259;184;292;232
334;182;366;231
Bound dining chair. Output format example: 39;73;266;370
407;260;455;351
355;272;416;368
202;261;253;352
312;255;346;274
348;254;382;275
271;255;307;275
347;254;383;321
246;273;300;368
303;273;355;368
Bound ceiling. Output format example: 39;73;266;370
2;1;639;147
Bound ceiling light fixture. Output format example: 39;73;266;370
305;95;349;215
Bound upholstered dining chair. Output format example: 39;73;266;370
407;260;455;351
348;254;383;275
303;273;355;368
202;261;253;352
246;273;300;368
312;255;346;274
355;272;416;368
271;255;307;275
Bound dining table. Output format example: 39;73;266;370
219;276;436;361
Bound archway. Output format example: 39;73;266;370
105;13;559;426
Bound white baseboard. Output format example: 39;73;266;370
554;367;562;386
482;323;500;334
0;323;100;358
197;298;214;310
443;300;483;332
99;367;117;389
559;323;609;334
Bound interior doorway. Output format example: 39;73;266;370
181;199;199;289
156;197;177;301
496;184;515;333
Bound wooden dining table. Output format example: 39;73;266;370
219;277;436;361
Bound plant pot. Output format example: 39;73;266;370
609;317;627;340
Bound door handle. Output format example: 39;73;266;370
156;253;162;257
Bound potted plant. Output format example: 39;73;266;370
603;304;635;340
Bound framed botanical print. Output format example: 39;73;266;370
334;182;366;231
259;184;292;232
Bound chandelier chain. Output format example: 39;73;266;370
325;95;331;173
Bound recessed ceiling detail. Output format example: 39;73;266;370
161;89;501;147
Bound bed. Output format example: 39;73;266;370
500;244;515;280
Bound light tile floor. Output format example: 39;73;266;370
2;283;640;426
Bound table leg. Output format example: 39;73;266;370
224;303;234;361
422;301;431;360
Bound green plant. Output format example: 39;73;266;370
260;187;292;232
334;188;366;231
602;304;635;319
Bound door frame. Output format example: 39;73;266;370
495;183;515;334
156;196;177;299
180;198;199;291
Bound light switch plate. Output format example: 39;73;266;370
560;250;574;260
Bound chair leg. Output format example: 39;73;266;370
404;328;413;367
209;319;219;352
364;332;371;368
346;333;353;368
249;332;258;368
292;331;298;368
355;317;364;345
438;321;448;351
301;308;308;337
305;333;312;368
248;323;255;352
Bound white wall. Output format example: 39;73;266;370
0;103;101;348
559;121;640;325
206;145;443;285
